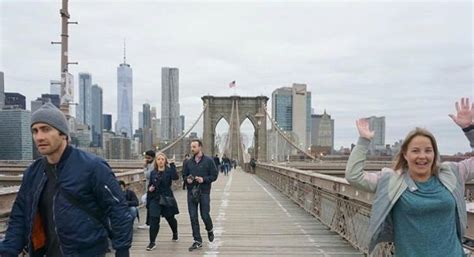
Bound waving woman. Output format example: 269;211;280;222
345;97;474;257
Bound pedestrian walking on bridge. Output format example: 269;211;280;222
0;103;133;257
145;152;180;251
345;97;474;257
183;139;218;251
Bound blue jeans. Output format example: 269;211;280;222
129;206;138;222
187;192;213;243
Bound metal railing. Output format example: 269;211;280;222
254;163;473;256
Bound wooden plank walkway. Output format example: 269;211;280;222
109;168;364;257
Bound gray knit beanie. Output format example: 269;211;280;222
31;103;69;137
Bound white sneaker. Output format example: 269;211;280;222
138;224;149;229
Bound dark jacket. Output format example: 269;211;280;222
124;189;139;207
213;156;220;167
183;154;218;194
147;163;179;217
0;146;133;257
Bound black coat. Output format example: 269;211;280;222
147;163;179;217
183;154;218;194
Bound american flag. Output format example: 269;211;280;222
228;80;236;88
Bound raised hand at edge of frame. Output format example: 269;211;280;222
449;97;474;129
356;118;375;140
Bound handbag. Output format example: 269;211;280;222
191;184;201;203
159;195;177;207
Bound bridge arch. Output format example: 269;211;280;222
202;95;268;162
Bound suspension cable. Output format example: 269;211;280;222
160;104;208;153
263;105;316;160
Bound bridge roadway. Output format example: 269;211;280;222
113;167;363;257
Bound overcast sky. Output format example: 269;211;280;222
1;0;473;155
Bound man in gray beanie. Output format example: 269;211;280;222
0;103;133;257
31;102;69;139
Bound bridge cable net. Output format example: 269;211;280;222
235;100;241;162
263;105;316;160
222;100;235;157
160;104;208;153
236;102;250;163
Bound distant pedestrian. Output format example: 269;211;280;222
249;157;256;173
213;154;221;173
222;154;231;176
145;152;180;251
345;97;474;257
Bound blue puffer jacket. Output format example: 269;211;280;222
0;146;133;257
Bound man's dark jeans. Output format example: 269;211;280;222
187;191;213;243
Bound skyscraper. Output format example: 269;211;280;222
103;114;112;132
0;71;4;109
76;73;92;126
272;87;292;131
161;67;180;141
272;84;312;148
311;111;335;151
91;84;103;147
4;92;26;110
31;94;60;113
0;109;32;160
179;115;185;134
141;103;153;152
138;112;143;129
116;49;133;138
143;103;151;129
365;116;386;154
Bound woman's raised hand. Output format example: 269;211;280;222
356;118;375;140
449;97;473;129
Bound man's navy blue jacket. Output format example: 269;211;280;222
183;154;218;194
0;146;133;257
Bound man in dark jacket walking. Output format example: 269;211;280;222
183;139;218;251
0;103;133;257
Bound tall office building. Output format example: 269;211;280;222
272;87;292;131
138;112;143;129
179;115;185;134
311;111;335;151
4;92;26;110
116;51;133;138
143;104;151;129
0;109;32;160
91;85;103;147
76;73;92;126
103;114;112;132
0;71;4;109
106;136;131;159
365;116;386;154
161;67;180;141
31;94;60;113
141;103;153;152
271;84;311;148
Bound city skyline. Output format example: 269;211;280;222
1;1;472;154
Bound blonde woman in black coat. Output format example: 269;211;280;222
145;152;180;251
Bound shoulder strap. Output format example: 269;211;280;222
59;187;114;239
